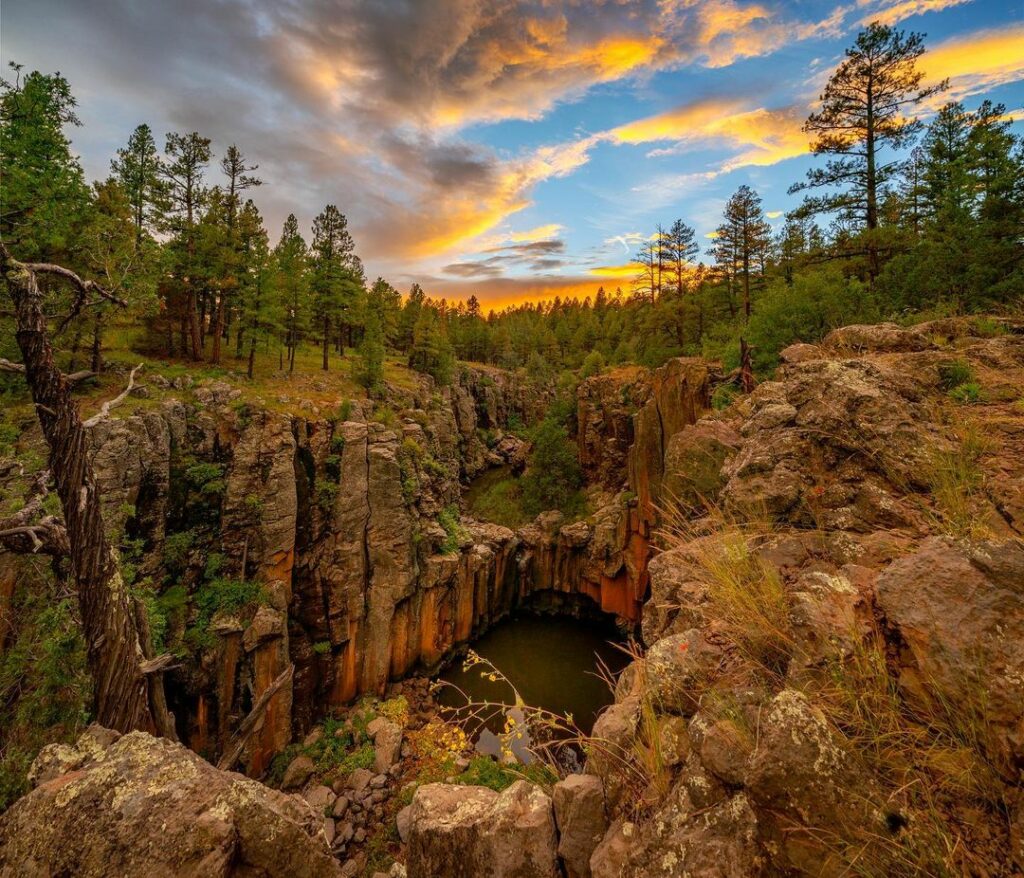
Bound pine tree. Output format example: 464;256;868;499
0;63;89;260
356;281;387;396
208;145;261;364
310;204;360;371
161;131;212;359
790;23;946;276
274;214;309;372
711;186;771;320
664;219;699;294
409;307;454;384
110;123;163;245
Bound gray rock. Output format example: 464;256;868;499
282;755;317;791
552;774;607;878
406;781;557;878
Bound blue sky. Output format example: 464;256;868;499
3;0;1023;306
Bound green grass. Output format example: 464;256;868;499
454;755;558;792
465;468;530;528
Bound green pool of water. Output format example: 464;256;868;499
436;612;628;760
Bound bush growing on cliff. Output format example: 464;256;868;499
741;269;876;373
438;505;469;554
579;350;605;379
0;578;89;811
521;418;584;517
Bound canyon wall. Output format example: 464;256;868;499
74;357;712;774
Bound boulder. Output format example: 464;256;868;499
876;536;1024;766
589;820;636;878
367;717;403;773
405;781;557;878
662;420;741;510
822;322;932;353
282;754;317;791
745;689;883;874
552;774;607;878
643;629;725;716
621;792;762;878
0;730;339;877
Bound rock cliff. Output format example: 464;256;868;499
51;356;713;776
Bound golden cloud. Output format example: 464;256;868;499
510;224;563;242
609;100;810;170
859;0;973;27
922;26;1024;100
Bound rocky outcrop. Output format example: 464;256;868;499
405;781;558;878
877;536;1024;766
552;774;607;878
0;726;340;877
581;320;1024;876
626;358;714;525
576;367;650;488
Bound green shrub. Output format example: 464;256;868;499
454;756;557;792
186;577;267;651
506;411;525;435
0;584;89;810
579;350;606;379
744;268;877;373
185;461;226;496
938;359;975;391
438;505;469;555
312;640;331;655
162;530;195;575
949;382;983;404
0;422;19;453
521;418;584;517
316;481;338;514
711;385;739;411
467;475;528;528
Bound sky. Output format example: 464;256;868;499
3;0;1023;309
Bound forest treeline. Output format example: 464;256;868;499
2;23;1022;395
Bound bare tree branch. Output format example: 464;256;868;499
216;665;294;772
2;355;97;386
82;364;142;428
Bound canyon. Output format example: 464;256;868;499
3;316;1024;877
73;356;713;775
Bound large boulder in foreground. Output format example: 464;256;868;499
876;536;1024;766
405;780;558;878
0;728;339;877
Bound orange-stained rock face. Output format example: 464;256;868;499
72;357;716;775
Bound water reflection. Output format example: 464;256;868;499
436;612;628;765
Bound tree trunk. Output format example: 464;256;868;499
322;316;330;371
1;246;176;738
186;288;202;360
90;309;103;374
211;293;224;364
739;337;755;394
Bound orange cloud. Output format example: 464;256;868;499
510;224;563;242
610;100;810;170
921;26;1024;101
587;262;645;279
859;0;973;27
393;136;597;259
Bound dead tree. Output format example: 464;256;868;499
0;240;176;739
739;338;756;394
